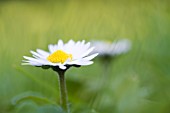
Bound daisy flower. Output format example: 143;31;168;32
91;39;131;74
22;39;98;113
22;39;98;70
91;39;131;57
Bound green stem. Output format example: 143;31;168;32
58;71;69;113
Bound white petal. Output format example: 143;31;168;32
82;53;98;61
30;50;46;59
36;49;49;57
21;63;31;65
67;60;93;66
81;40;85;45
81;61;93;65
47;62;61;66
63;40;75;53
30;50;40;57
84;42;90;49
22;61;42;66
23;56;49;65
29;62;42;66
58;39;64;50
80;47;94;58
67;39;75;45
111;39;131;55
79;41;90;53
75;41;81;46
23;56;38;61
59;65;66;70
22;60;30;63
48;44;56;53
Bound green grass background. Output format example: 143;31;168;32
0;0;170;113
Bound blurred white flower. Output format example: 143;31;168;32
91;39;131;57
22;39;98;70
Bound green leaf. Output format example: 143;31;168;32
11;91;56;106
15;101;65;113
38;104;65;113
16;101;38;113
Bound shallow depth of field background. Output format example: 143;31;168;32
0;0;170;113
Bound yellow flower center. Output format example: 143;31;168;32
47;50;72;64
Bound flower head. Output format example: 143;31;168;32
91;39;131;57
22;40;98;70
